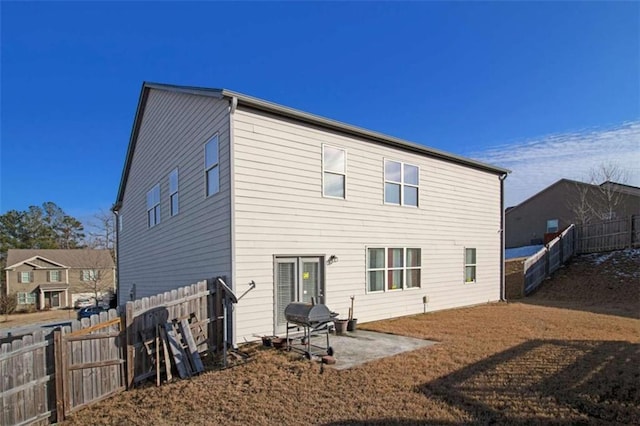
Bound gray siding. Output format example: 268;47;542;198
232;108;503;342
117;89;232;303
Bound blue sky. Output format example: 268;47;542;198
1;1;638;222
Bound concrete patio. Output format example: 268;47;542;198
288;329;438;370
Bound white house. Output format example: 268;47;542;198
114;82;509;343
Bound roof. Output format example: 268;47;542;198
5;249;115;270
114;82;510;210
506;178;640;214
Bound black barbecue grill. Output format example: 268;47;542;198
284;301;337;359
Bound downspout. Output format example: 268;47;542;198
499;173;508;301
229;96;238;347
112;207;121;307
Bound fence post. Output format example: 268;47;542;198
53;329;65;423
125;302;134;389
629;215;635;249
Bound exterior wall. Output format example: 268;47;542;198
6;264;115;309
506;180;640;248
117;89;232;303
231;107;503;342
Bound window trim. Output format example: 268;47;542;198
17;292;36;305
49;270;61;282
169;167;179;217
366;247;422;293
147;184;161;228
19;271;32;283
205;134;220;197
82;269;99;282
322;144;347;199
464;247;477;284
383;159;419;207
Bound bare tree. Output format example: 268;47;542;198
567;162;630;224
588;162;629;221
0;292;18;321
77;249;115;306
86;209;116;262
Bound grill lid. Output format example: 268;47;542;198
284;302;335;325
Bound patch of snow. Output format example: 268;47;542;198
505;245;544;260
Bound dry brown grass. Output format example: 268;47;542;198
64;250;640;425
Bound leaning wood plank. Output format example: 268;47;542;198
53;331;65;423
158;326;173;383
180;319;204;373
66;316;121;337
164;323;191;379
155;325;161;387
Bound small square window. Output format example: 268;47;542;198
384;160;419;207
546;219;559;233
49;270;61;282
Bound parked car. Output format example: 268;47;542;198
77;306;107;320
74;298;95;309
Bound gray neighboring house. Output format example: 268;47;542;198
114;82;510;343
4;249;116;310
505;179;640;248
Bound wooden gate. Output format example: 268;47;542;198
53;309;125;420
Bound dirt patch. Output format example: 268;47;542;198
63;250;640;425
504;258;525;299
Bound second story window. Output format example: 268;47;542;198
323;145;346;198
205;135;219;197
19;271;33;283
147;184;160;228
169;168;179;216
384;160;419;207
82;270;99;281
49;270;61;282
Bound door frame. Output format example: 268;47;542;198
273;255;326;334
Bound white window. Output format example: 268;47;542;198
19;271;32;283
49;270;61;282
169;168;179;216
465;248;477;283
205;135;219;197
17;292;36;305
384;160;419;207
323;145;346;198
366;247;422;292
546;219;559;233
147;184;160;228
82;270;99;281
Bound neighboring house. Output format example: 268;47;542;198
505;179;640;248
4;249;116;310
113;82;510;344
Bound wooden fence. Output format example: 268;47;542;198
0;330;54;426
124;279;220;388
524;225;576;295
0;278;224;425
575;215;639;254
53;309;125;419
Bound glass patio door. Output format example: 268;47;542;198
275;257;324;333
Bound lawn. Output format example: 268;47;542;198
65;250;639;425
